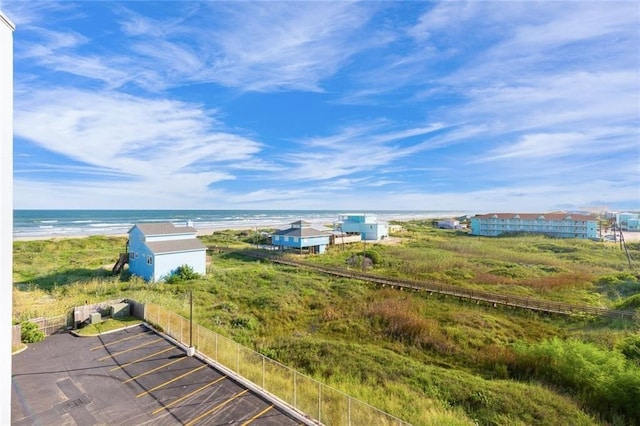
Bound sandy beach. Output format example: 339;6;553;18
12;224;275;242
13;223;640;242
12;212;453;242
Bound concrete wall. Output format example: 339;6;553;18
0;10;14;426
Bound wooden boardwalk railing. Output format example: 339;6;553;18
216;247;637;320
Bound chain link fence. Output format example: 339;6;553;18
144;302;409;426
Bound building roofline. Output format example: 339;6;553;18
0;10;15;30
129;222;197;236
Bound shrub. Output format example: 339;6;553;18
615;294;640;311
618;335;640;363
363;249;381;265
510;338;640;423
230;315;256;330
21;321;45;343
166;265;201;283
346;255;373;270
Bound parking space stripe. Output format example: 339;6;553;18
152;376;227;415
122;356;186;384
90;330;151;351
136;364;208;398
184;389;249;426
110;347;175;371
242;405;274;426
98;338;163;361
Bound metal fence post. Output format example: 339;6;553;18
318;381;322;423
215;333;218;361
348;396;351;426
236;342;240;373
262;356;265;389
293;370;297;408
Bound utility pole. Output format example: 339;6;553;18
361;237;366;272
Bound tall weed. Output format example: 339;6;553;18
510;338;640;424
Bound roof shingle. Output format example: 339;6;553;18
146;239;206;254
132;223;197;236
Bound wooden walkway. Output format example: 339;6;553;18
219;248;636;320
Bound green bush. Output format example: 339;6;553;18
166;265;201;283
364;249;381;265
618;335;640;363
21;321;45;343
230;315;256;330
615;294;640;311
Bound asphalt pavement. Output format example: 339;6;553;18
12;324;306;425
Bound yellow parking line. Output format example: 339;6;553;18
122;356;186;384
242;405;273;426
91;331;151;351
185;389;249;426
137;364;208;398
152;376;227;415
110;347;175;371
98;338;163;361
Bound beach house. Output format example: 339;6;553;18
470;213;598;239
616;212;640;232
337;213;389;241
125;223;207;281
271;220;332;254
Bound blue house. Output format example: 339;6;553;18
126;223;207;281
337;213;389;241
271;220;331;254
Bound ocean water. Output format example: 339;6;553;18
13;210;471;239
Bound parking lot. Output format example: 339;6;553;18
12;324;307;425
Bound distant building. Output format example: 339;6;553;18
126;223;207;281
616;212;640;231
389;224;403;233
271;220;332;254
470;213;598;239
337;213;389;241
437;219;460;229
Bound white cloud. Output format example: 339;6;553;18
5;1;639;211
283;123;446;181
13;88;265;207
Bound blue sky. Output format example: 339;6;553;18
2;1;639;211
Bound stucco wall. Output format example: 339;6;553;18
154;250;206;281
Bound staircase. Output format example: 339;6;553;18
112;253;129;274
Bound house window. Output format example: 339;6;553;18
147;256;153;265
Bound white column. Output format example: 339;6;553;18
0;10;15;426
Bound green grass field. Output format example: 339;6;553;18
12;223;640;425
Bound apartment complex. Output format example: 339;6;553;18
470;213;598;239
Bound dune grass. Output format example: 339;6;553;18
12;224;640;425
74;316;142;336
